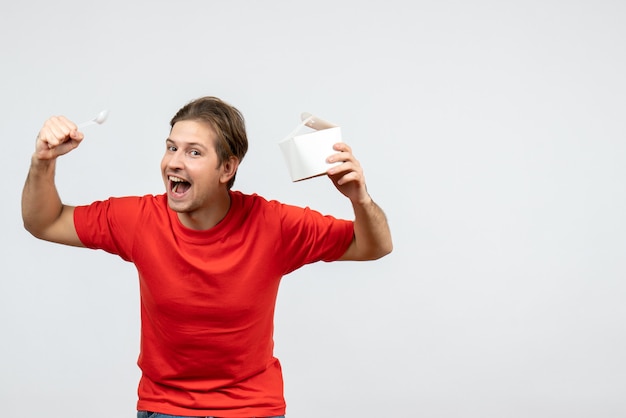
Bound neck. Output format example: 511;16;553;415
177;191;231;230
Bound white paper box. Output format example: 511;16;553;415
279;115;342;182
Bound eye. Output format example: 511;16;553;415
190;150;201;156
167;145;177;152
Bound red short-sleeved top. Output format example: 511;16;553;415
73;191;354;417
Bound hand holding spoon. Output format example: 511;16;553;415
77;109;109;129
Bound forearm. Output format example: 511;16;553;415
341;195;393;261
21;156;65;237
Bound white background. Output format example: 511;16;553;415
2;1;625;417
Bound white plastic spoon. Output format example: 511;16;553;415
77;109;109;129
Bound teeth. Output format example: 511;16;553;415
169;175;188;194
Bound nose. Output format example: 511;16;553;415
165;149;184;170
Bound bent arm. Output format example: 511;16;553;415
21;116;85;247
339;196;392;261
22;158;82;246
326;142;393;261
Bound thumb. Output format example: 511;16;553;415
50;130;84;157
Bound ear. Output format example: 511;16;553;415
220;156;240;184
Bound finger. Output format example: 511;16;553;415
42;117;69;147
37;116;83;156
331;170;364;186
51;115;77;136
52;137;81;156
43;116;78;147
327;161;364;180
327;150;357;165
332;142;352;153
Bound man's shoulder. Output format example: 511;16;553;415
109;193;166;203
89;193;168;215
231;190;279;208
230;191;294;223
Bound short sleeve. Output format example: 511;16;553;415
73;196;144;261
276;203;354;274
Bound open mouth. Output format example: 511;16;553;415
169;175;191;196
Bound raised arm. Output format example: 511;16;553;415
326;142;393;261
21;116;85;247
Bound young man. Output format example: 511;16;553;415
21;96;392;418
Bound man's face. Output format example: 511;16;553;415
161;120;230;219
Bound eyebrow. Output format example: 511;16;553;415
165;138;208;150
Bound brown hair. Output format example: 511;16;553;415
170;96;248;189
